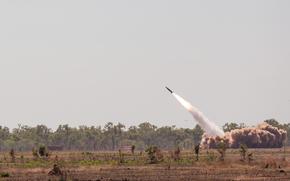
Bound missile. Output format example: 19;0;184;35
165;87;173;94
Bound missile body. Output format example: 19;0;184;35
166;87;173;94
166;86;225;137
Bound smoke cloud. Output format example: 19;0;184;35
201;122;287;148
169;89;287;148
172;93;224;137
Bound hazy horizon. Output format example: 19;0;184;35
0;0;289;129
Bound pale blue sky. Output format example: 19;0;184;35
0;0;289;129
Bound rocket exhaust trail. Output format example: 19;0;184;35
166;87;224;137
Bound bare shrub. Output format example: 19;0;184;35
9;149;15;163
131;145;135;155
264;157;278;169
247;152;254;164
48;164;62;176
194;144;200;161
118;149;125;164
171;146;181;161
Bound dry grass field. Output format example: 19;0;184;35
0;148;290;181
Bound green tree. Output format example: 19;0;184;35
193;125;204;144
138;122;157;146
264;119;282;129
223;122;241;132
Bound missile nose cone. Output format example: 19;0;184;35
166;87;173;94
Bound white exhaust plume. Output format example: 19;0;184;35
170;91;224;137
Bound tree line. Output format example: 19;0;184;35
0;119;288;151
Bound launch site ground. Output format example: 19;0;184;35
1;148;290;181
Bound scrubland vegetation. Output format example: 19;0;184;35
0;119;289;180
0;119;289;152
0;147;289;180
0;122;205;152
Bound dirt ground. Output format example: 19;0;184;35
0;148;290;181
2;165;290;181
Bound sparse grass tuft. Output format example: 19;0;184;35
0;172;10;177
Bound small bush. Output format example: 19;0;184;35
131;145;136;155
32;145;49;159
0;172;10;177
239;144;248;161
38;145;47;157
145;146;163;164
20;155;25;163
239;144;253;163
217;141;227;161
48;164;62;176
32;147;38;159
206;151;216;162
